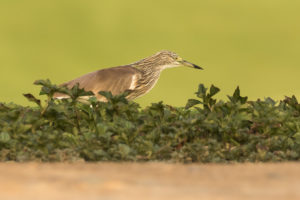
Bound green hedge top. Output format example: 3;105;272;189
1;80;300;162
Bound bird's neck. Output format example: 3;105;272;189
139;67;162;83
131;64;162;97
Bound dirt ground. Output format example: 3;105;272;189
0;162;300;200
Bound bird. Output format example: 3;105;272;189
53;50;203;101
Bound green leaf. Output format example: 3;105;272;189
227;86;248;104
34;79;51;86
195;84;207;98
70;83;94;100
185;99;202;109
293;132;300;144
118;144;131;157
34;79;59;96
209;85;220;97
0;132;10;143
283;95;300;110
23;93;41;107
98;91;113;100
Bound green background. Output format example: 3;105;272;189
1;0;299;107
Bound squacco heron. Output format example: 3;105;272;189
54;50;203;101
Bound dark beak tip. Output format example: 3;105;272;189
194;65;203;70
182;60;203;70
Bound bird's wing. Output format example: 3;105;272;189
54;66;141;101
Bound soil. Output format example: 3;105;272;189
0;162;299;200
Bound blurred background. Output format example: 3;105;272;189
0;0;299;107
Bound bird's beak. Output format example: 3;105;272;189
180;60;203;70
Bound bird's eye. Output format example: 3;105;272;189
176;57;183;62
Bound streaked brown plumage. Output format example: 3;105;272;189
54;50;202;101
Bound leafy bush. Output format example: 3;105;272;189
1;80;300;162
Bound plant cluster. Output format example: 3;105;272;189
1;80;300;162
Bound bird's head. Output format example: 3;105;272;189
136;50;203;71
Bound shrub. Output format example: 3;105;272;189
1;80;300;162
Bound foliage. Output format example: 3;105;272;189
1;80;300;162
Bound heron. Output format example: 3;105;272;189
54;50;203;101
